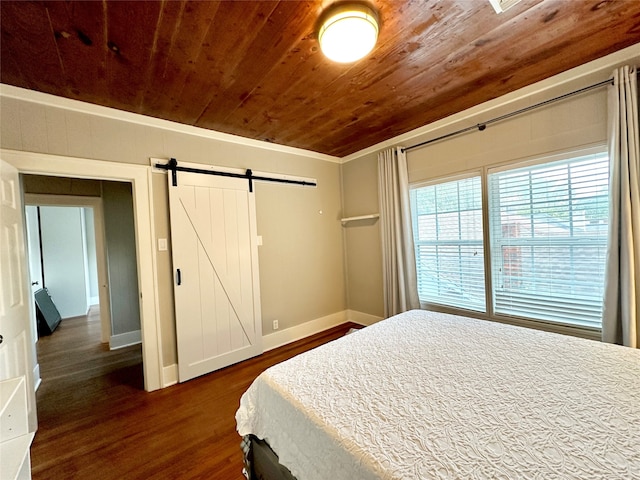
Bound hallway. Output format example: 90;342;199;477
32;306;144;479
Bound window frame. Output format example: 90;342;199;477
409;145;608;339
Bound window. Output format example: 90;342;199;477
410;176;486;312
409;150;610;329
488;153;609;328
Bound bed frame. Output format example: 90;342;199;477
242;435;297;480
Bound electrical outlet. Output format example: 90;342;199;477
273;319;279;330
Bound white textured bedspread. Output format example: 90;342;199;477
236;310;640;479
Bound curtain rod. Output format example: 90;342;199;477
402;77;615;153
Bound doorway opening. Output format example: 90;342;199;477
3;148;163;393
23;177;145;396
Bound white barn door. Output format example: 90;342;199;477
168;170;262;382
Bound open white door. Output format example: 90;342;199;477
0;159;37;429
168;169;262;382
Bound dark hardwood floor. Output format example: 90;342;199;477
32;307;357;479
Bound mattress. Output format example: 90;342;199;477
236;310;640;479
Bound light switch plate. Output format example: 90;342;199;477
158;238;168;251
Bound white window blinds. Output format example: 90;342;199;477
487;152;609;328
410;176;486;312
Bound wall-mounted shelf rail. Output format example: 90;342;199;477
340;214;379;225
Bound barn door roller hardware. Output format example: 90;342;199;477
155;158;317;192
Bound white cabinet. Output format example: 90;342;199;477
0;377;34;480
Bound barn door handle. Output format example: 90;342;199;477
176;269;182;286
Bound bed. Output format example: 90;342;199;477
236;310;640;479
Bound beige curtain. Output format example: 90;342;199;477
602;65;640;348
378;147;420;317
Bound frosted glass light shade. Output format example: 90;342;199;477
318;4;379;63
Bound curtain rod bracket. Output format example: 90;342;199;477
477;124;486;131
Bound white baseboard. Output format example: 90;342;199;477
162;364;178;388
89;296;99;306
109;330;142;350
347;309;384;326
33;363;41;391
161;310;369;387
262;310;349;352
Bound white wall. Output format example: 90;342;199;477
39;206;88;319
26;205;100;320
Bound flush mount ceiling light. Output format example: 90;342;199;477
318;2;379;63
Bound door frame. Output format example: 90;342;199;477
1;148;163;392
24;194;112;344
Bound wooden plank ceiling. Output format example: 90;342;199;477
2;0;640;158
